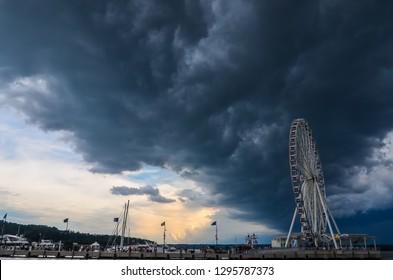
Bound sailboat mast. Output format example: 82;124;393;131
120;200;130;248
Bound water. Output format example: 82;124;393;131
381;251;393;260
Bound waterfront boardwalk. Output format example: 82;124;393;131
0;248;381;260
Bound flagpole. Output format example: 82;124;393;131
1;214;6;235
211;221;218;247
215;223;218;247
64;218;69;231
161;222;166;253
163;223;166;253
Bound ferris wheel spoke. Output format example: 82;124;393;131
297;148;313;178
297;133;315;177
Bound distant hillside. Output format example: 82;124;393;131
0;220;154;250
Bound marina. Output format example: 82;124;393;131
0;247;382;260
0;118;386;260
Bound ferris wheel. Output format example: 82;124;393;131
286;118;341;249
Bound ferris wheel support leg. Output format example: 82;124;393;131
285;207;298;248
326;203;341;235
314;184;317;234
323;201;343;247
315;182;339;249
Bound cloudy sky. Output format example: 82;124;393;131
1;0;393;244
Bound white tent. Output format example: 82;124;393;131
90;241;100;250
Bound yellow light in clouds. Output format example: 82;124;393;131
128;201;218;243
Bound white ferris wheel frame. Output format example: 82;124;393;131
285;118;341;249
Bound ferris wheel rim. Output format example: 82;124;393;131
289;118;327;241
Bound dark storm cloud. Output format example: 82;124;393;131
2;0;393;239
110;185;175;203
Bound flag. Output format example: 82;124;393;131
63;218;69;223
161;222;165;226
211;221;217;226
3;213;7;220
113;217;119;222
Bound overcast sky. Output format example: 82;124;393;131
1;0;393;244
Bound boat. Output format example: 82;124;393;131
36;239;56;250
245;233;259;249
231;233;260;254
105;200;132;251
163;245;177;252
129;241;155;252
0;234;29;249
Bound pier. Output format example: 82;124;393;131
0;248;381;260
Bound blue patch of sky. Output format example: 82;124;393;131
126;164;181;186
0;106;81;163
